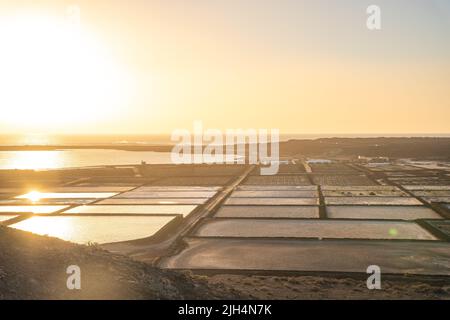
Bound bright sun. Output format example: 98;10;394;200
0;12;132;130
21;191;43;203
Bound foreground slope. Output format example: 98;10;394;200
0;226;241;299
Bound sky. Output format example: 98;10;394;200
0;0;449;135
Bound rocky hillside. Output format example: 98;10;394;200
0;226;242;300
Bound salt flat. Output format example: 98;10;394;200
193;219;437;240
321;186;402;191
322;190;407;197
97;198;207;205
0;199;95;205
326;205;442;220
230;190;318;198
411;190;450;197
236;186;317;191
136;186;222;191
215;205;319;219
403;186;450;191
15;192;117;199
422;197;450;203
225;198;318;206
114;191;216;199
325;197;422;206
37;186;136;192
0;215;17;223
0;205;69;214
161;238;450;276
10;215;177;244
63;204;197;217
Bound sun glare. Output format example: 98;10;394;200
5;150;62;170
0;12;132;130
22;191;43;203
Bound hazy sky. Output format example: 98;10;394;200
0;0;449;134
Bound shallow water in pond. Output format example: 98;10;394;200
10;215;176;244
325;197;422;206
16;192;117;199
115;191;216;199
326;206;442;220
215;206;319;218
63;205;197;216
231;190;318;198
98;198;206;205
194;219;437;240
0;205;68;214
0;215;17;223
225;198;318;205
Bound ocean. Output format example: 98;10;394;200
0;133;448;170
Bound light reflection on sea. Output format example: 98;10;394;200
0;150;174;170
0;149;241;170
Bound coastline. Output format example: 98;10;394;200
1;137;449;159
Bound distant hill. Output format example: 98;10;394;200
279;137;450;159
1;137;449;159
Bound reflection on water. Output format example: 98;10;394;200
16;192;117;199
194;219;437;240
0;149;240;170
97;198;206;205
0;198;95;205
14;217;75;240
0;149;174;170
64;204;197;216
1;151;63;170
0;215;17;223
10;215;176;244
0;205;68;214
21;191;43;203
